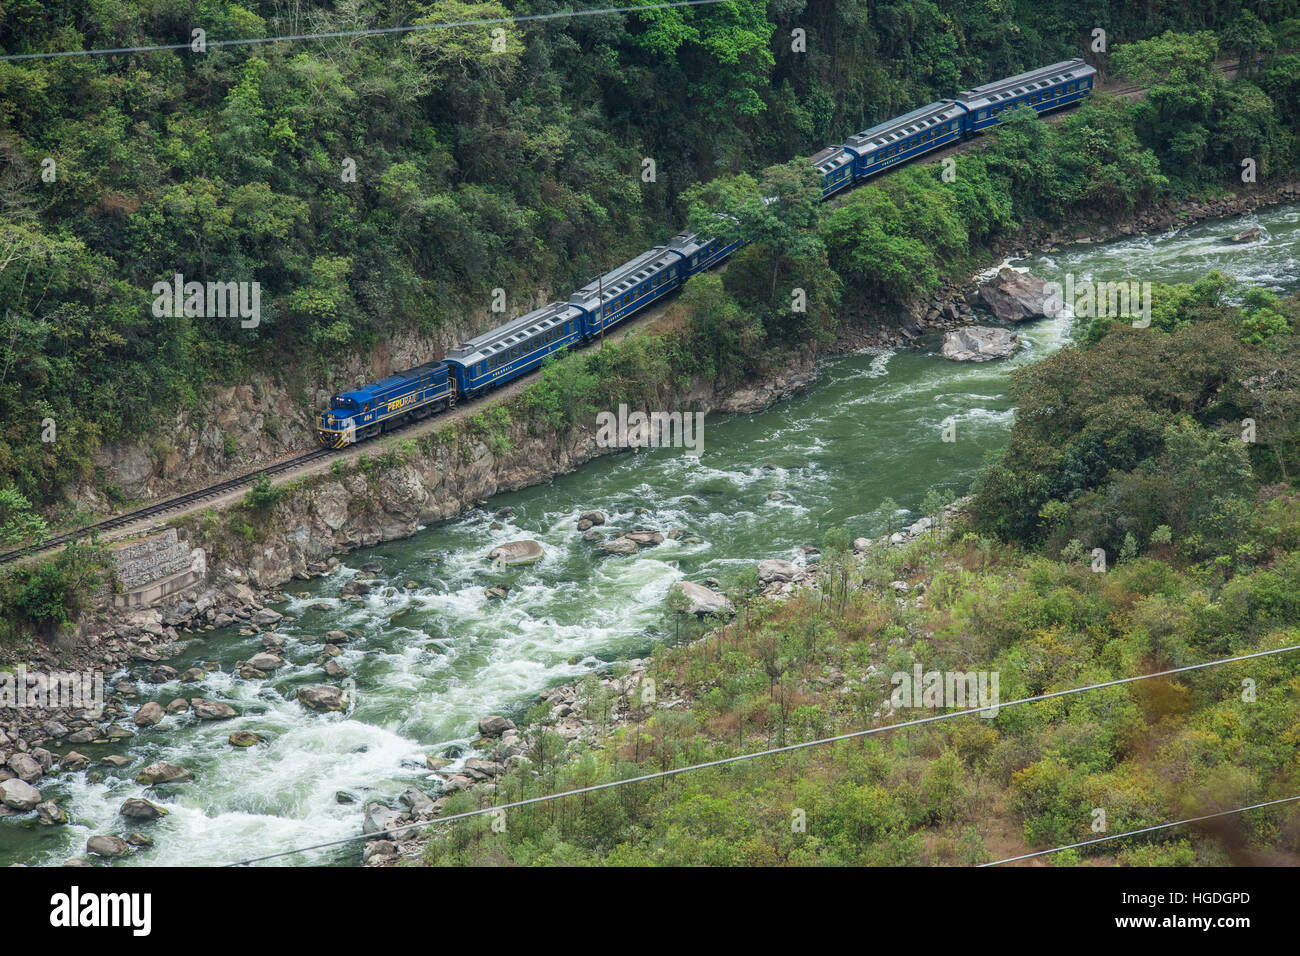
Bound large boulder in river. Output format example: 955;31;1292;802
362;803;403;839
940;326;1018;362
296;684;349;712
135;761;193;785
977;268;1053;322
246;651;285;671
599;536;639;556
86;835;130;858
478;714;515;737
191;698;237;720
757;559;799;584
36;801;67;825
487;540;545;566
576;511;606;531
133;701;165;727
671;581;735;617
6;752;43;783
249;608;283;627
1231;224;1261;242
625;530;664;548
0;778;42;811
120;797;168;820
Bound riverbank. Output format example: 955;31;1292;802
362;499;965;866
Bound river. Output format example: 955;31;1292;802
3;202;1298;867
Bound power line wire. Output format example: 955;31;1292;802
979;794;1300;866
0;0;733;62
224;642;1300;865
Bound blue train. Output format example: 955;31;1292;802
316;58;1095;447
316;362;451;448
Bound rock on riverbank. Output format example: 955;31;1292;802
977;269;1054;323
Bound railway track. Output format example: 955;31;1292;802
0;377;536;567
0;447;334;565
0;57;1257;569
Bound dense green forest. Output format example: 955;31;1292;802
418;283;1300;866
2;0;1299;522
5;13;1300;638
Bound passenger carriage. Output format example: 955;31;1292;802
667;231;745;279
442;301;585;399
842;99;968;182
810;145;856;197
568;245;686;337
954;59;1096;133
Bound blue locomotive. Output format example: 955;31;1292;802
316;58;1095;447
315;361;452;448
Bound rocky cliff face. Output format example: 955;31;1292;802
66;311;530;509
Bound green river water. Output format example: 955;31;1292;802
3;202;1298;866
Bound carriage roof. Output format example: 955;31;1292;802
954;59;1095;110
444;302;583;367
844;99;966;153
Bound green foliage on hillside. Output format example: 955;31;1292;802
2;3;1296;517
969;285;1299;557
1112;29;1297;185
420;502;1300;865
0;539;109;649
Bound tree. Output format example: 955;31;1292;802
682;160;824;305
821;525;853;613
1220;11;1275;79
1111;31;1223;181
0;486;46;544
665;584;691;642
